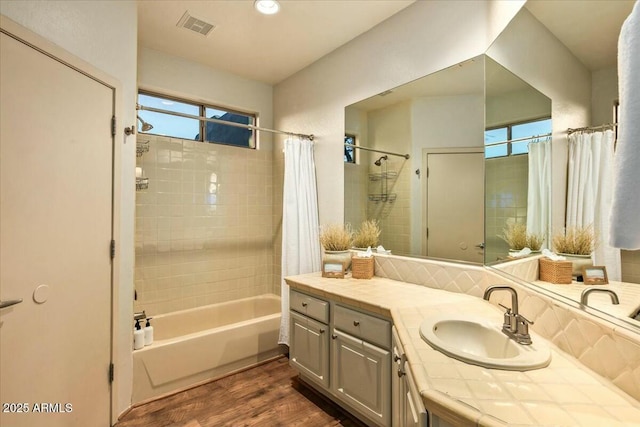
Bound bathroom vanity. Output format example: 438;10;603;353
290;289;392;426
285;269;640;426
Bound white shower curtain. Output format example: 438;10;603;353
566;130;621;281
279;137;321;346
527;139;552;249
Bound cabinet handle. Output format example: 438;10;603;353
393;355;401;362
397;368;405;378
353;320;360;326
332;334;337;339
319;328;325;334
301;302;308;307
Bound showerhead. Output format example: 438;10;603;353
374;155;388;166
137;115;153;132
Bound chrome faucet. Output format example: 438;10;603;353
580;288;620;306
483;285;533;345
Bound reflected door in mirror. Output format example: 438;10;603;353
426;152;484;263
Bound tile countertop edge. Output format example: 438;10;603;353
284;273;640;426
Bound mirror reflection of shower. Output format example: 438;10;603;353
374;155;388;166
374;155;388;198
137;115;154;132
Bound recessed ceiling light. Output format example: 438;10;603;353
254;0;280;15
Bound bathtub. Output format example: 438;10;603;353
132;294;284;404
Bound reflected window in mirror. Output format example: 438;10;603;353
344;134;357;163
484;117;551;158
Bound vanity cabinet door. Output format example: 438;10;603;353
402;365;427;427
290;311;329;388
331;329;391;427
393;327;427;427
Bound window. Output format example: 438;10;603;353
137;91;257;148
344;134;356;163
485;117;551;158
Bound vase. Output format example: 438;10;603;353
558;253;593;277
323;250;352;270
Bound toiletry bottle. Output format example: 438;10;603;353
144;317;153;346
133;319;144;350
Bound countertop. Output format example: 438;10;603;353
285;272;640;426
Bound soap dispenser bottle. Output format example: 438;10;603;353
133;319;144;350
144;317;153;346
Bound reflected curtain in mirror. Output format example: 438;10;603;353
526;139;551;249
566;130;621;281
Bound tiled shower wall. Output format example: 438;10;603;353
368;157;411;254
485;154;528;263
134;135;276;315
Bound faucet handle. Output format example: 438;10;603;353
517;313;533;325
498;303;511;313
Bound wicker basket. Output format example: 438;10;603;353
539;257;572;284
351;256;374;279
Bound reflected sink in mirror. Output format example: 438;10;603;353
419;315;551;371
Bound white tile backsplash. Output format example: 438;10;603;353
134;135;276;315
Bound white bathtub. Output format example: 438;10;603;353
132;294;284;404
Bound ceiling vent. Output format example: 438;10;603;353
176;11;215;37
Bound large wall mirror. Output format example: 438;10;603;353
344;55;551;264
345;55;485;264
344;1;639;330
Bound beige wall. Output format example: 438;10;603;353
274;0;525;227
0;0;138;417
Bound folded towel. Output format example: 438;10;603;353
542;249;566;262
610;1;640;249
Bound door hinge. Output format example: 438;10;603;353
110;240;116;259
426;228;429;239
426;167;429;178
109;363;114;383
111;116;116;137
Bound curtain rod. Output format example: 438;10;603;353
137;104;314;141
567;123;617;135
344;144;410;159
485;132;552;147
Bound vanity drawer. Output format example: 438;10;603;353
334;304;390;349
290;290;329;324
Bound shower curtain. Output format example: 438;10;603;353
566;130;621;281
527;139;552;249
279;136;321;346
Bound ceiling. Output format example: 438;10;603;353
137;0;414;85
137;1;635;86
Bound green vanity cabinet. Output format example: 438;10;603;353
331;304;391;427
289;291;330;388
392;327;428;427
289;289;392;427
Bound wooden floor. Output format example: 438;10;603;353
117;356;368;427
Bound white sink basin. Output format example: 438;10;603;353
419;315;551;371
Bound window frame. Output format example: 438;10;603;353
344;133;357;164
485;116;551;158
137;90;258;149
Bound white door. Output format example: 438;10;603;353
0;30;114;426
426;152;484;263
